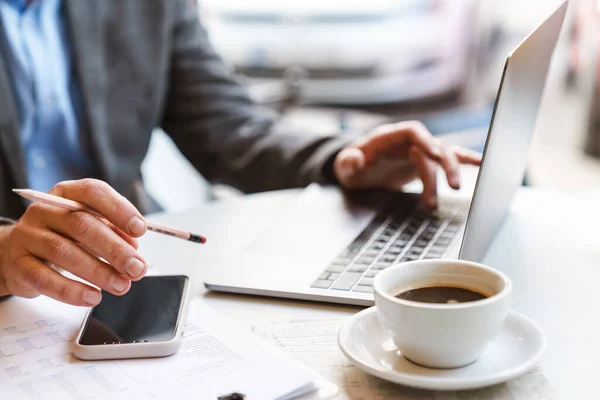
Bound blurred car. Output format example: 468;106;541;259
200;0;476;105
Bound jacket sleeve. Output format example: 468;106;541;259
160;0;352;193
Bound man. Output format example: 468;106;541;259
0;0;480;306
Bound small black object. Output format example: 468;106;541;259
218;393;246;400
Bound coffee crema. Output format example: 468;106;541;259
395;286;487;304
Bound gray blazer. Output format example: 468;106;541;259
0;0;349;218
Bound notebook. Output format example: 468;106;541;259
0;294;337;400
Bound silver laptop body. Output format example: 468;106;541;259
204;2;568;306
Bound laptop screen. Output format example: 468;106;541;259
459;2;567;262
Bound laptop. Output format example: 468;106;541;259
204;2;568;307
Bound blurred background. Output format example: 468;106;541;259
143;0;600;212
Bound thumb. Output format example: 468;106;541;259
334;147;366;186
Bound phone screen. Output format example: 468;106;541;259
78;275;188;345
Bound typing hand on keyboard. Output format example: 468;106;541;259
332;121;481;209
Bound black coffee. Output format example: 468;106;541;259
395;286;487;304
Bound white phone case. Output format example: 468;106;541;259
72;275;191;360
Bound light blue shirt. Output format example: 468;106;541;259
0;0;99;192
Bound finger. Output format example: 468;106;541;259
49;179;146;237
78;242;104;261
359;121;442;163
106;222;139;249
30;205;147;280
16;255;102;306
439;147;461;190
408;146;438;209
452;146;482;166
22;228;131;295
333;147;366;187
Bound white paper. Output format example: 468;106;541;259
0;296;318;400
252;318;558;400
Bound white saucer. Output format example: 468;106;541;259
338;307;546;391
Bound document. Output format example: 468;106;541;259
0;296;323;400
252;318;558;400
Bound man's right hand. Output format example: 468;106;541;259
0;179;148;306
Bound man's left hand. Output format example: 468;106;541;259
334;121;482;208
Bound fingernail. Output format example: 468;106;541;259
126;257;145;278
128;217;146;236
111;275;128;292
83;288;101;305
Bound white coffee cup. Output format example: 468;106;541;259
373;259;512;369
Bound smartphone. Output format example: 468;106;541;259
73;275;191;360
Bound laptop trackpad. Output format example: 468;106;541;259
245;185;376;258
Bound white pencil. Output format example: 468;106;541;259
13;189;206;244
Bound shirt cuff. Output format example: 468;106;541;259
0;217;16;226
0;217;16;300
299;134;358;187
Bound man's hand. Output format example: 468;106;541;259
0;179;147;306
334;121;482;208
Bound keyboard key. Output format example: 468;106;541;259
370;244;384;250
311;280;333;289
340;250;359;258
405;223;419;231
356;229;377;241
355;258;374;265
371;263;392;270
328;272;340;281
420;232;434;240
425;225;439;233
359;278;374;286
427;250;444;258
352;285;374;294
362;250;380;257
381;256;396;263
348;265;368;273
365;270;378;278
318;272;330;280
331;272;362;291
435;237;451;245
326;264;346;273
384;249;401;256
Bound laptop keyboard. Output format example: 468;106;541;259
311;196;466;294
